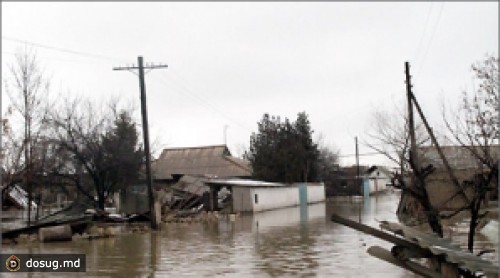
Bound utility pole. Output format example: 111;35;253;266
405;61;468;203
25;93;32;227
223;125;228;146
355;136;360;195
405;61;418;195
405;61;417;170
355;136;362;223
1;83;2;245
113;56;167;230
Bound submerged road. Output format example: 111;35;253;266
1;193;497;277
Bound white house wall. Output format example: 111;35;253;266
249;202;326;230
252;187;298;212
232;184;325;213
307;185;326;203
368;177;391;195
232;186;254;212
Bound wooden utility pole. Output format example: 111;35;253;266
405;61;468;204
223;125;228;146
355;136;360;195
113;56;167;230
405;62;418;171
1;85;2;244
25;92;32;227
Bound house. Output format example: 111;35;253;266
322;164;395;197
363;165;393;197
323;165;368;197
152;145;252;183
420;145;500;170
205;179;325;213
417;145;499;210
118;145;252;214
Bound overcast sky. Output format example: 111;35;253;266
2;2;498;167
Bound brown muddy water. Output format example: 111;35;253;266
1;193;498;277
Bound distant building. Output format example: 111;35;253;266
324;165;368;197
324;165;394;197
364;165;393;196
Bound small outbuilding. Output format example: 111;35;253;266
205;179;325;213
364;165;393;196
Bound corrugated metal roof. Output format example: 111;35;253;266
206;179;324;188
5;185;38;210
205;178;285;187
380;221;499;277
171;175;209;196
152;145;252;180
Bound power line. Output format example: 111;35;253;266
152;71;254;133
417;2;445;74
413;3;434;64
2;50;111;65
338;152;388;158
2;36;127;63
2;36;255;135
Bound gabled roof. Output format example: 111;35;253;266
366;165;393;177
152;145;252;180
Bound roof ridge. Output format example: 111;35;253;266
223;155;251;172
161;144;227;151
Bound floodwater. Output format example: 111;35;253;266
1;193;497;277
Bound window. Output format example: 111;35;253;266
254;194;258;204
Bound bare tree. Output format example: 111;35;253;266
443;55;498;171
315;134;340;183
3;47;51;225
49;97;143;210
365;100;430;175
442;55;499;252
1;110;24;188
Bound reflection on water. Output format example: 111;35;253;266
1;193;496;277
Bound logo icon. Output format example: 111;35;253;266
6;255;21;272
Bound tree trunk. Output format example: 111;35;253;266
97;190;105;210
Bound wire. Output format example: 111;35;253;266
338;152;392;158
2;50;113;65
150;72;254;133
2;36;254;134
2;36;128;63
417;2;445;74
413;3;434;64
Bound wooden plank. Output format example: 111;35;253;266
367;246;442;278
331;213;432;257
2;215;91;239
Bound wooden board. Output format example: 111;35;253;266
367;246;442;278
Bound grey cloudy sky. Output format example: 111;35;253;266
2;2;498;167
